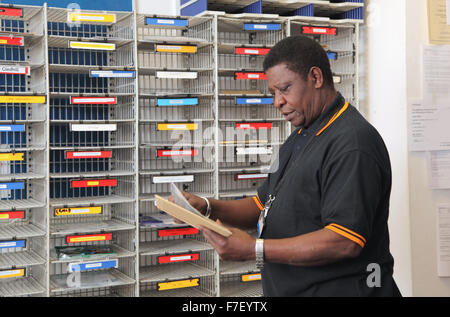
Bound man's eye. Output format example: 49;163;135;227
280;85;291;93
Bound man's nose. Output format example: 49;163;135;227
274;91;286;109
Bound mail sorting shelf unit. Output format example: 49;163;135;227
287;18;360;109
180;0;364;20
260;0;364;21
138;178;217;297
216;195;262;297
138;198;216;297
213;14;287;297
46;7;137;297
180;0;270;16
0;4;49;297
215;15;287;195
136;14;218;296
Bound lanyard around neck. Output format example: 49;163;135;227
267;101;349;203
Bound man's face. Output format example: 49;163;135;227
266;62;316;128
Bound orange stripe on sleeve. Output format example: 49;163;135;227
325;223;366;248
252;195;264;211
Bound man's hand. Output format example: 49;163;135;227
167;191;208;224
199;221;256;262
180;191;208;214
165;193;260;230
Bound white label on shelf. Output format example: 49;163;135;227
69;208;91;214
244;49;259;54
245;273;261;280
72;152;102;157
313;28;327;33
246;99;261;103
167;124;186;129
71;97;117;104
0;269;21;277
90;70;135;78
80;16;108;21
156;71;198;79
236;147;272;155
157;19;175;24
236;173;268;180
70;124;117;132
170;255;193;261
0;241;17;248
247;74;260;79
157;45;181;50
162;150;193;156
0;65;30;75
85;263;102;268
152;175;194;184
253;25;267;29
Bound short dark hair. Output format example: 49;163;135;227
263;35;334;88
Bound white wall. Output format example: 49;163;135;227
135;0;179;15
365;0;413;296
406;0;450;297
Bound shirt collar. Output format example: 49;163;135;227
299;92;346;135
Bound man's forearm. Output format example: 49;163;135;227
208;197;260;230
264;229;362;267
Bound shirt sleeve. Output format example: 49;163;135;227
320;150;384;248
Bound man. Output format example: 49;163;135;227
170;36;401;297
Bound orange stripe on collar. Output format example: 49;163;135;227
316;101;349;136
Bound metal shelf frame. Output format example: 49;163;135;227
0;3;49;297
45;5;138;297
0;2;362;297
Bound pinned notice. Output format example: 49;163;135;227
437;205;450;276
448;0;450;25
408;100;450;151
428;0;450;44
428;151;450;189
423;45;450;105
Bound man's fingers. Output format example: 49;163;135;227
200;226;227;249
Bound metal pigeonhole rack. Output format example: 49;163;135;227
0;4;48;297
288;18;360;109
0;1;363;297
214;14;288;297
46;7;137;297
136;14;218;297
217;195;262;297
181;0;364;21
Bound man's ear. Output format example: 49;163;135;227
308;66;324;89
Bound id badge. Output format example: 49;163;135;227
257;211;265;238
257;195;275;238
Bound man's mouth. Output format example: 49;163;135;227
282;111;298;121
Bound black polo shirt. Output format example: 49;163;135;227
254;92;400;297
